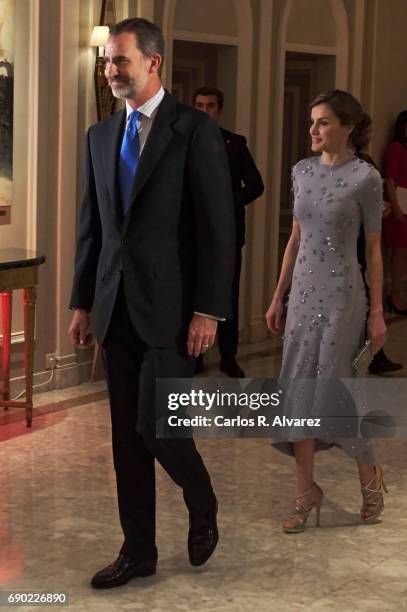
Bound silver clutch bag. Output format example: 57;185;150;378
352;339;374;374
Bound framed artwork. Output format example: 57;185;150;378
95;0;116;122
101;0;116;25
0;0;14;224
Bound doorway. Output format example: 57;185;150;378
172;39;237;130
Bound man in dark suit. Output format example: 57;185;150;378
68;19;235;589
194;87;264;378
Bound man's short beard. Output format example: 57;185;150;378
110;82;136;99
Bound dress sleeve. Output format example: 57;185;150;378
359;167;383;234
385;142;401;182
291;165;299;219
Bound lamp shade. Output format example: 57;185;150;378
89;26;110;47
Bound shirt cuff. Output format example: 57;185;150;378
194;311;226;322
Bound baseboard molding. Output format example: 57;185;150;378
9;356;104;398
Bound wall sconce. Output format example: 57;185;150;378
89;25;115;121
90;25;109;56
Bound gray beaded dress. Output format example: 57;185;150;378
273;155;383;462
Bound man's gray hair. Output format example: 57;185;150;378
109;18;165;64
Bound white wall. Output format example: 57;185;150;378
286;0;336;47
174;0;237;36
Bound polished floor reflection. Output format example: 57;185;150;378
0;315;406;611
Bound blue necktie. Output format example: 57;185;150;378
119;110;140;216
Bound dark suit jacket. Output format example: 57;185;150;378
220;128;264;247
70;91;236;347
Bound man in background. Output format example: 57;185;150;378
194;86;264;377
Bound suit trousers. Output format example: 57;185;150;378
102;282;215;561
218;248;242;360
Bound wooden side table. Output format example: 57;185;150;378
0;249;46;427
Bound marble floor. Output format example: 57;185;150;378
1;314;407;611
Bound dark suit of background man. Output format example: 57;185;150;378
68;19;235;590
194;87;264;378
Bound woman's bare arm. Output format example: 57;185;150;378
273;220;301;300
365;232;387;352
265;220;300;333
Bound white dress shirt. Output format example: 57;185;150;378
125;86;165;154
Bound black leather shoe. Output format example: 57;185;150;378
188;497;219;566
369;351;403;375
220;358;245;378
91;554;156;589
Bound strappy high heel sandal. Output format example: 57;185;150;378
282;482;324;533
360;465;388;522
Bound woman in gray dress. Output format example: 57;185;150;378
265;90;387;533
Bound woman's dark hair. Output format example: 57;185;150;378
393;111;407;143
349;112;372;151
309;89;364;143
109;18;165;68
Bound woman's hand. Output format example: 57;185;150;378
265;298;285;335
391;204;406;222
367;311;387;353
382;201;391;219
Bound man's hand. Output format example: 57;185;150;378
187;314;217;357
68;308;94;347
